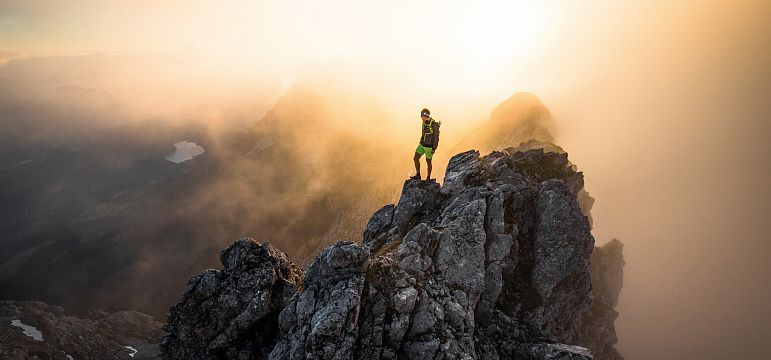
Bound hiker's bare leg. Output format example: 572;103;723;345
426;158;432;180
413;152;422;175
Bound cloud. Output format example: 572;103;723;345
0;49;24;64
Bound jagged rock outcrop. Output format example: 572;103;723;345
351;148;596;359
269;241;369;360
0;300;163;359
580;239;625;360
160;239;303;359
163;146;624;360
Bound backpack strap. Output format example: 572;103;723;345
423;118;434;134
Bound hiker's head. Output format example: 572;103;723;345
421;108;430;120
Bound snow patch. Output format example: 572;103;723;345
164;141;205;163
10;319;43;341
124;345;138;357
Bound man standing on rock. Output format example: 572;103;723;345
411;108;441;182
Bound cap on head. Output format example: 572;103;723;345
421;108;430;117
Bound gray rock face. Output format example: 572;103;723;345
347;148;599;360
0;300;163;359
160;238;303;360
579;239;625;360
164;146;624;360
515;343;594;360
269;241;369;360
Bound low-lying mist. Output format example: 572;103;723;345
0;54;521;321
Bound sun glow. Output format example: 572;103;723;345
156;0;568;128
454;1;558;75
0;1;564;88
0;1;581;134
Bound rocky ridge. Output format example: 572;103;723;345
160;240;303;359
162;146;624;359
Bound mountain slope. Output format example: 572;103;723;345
0;300;163;359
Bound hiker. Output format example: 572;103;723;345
410;108;440;181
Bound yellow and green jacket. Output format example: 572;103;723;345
419;118;441;148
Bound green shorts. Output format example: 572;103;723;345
415;144;434;159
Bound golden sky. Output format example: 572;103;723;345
0;1;670;117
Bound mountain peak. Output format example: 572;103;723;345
162;145;623;360
448;93;557;157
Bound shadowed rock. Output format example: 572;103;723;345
160;238;303;360
579;239;625;360
269;241;369;360
163;146;624;360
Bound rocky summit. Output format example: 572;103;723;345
162;146;624;360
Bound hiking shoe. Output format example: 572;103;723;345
409;174;421;180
